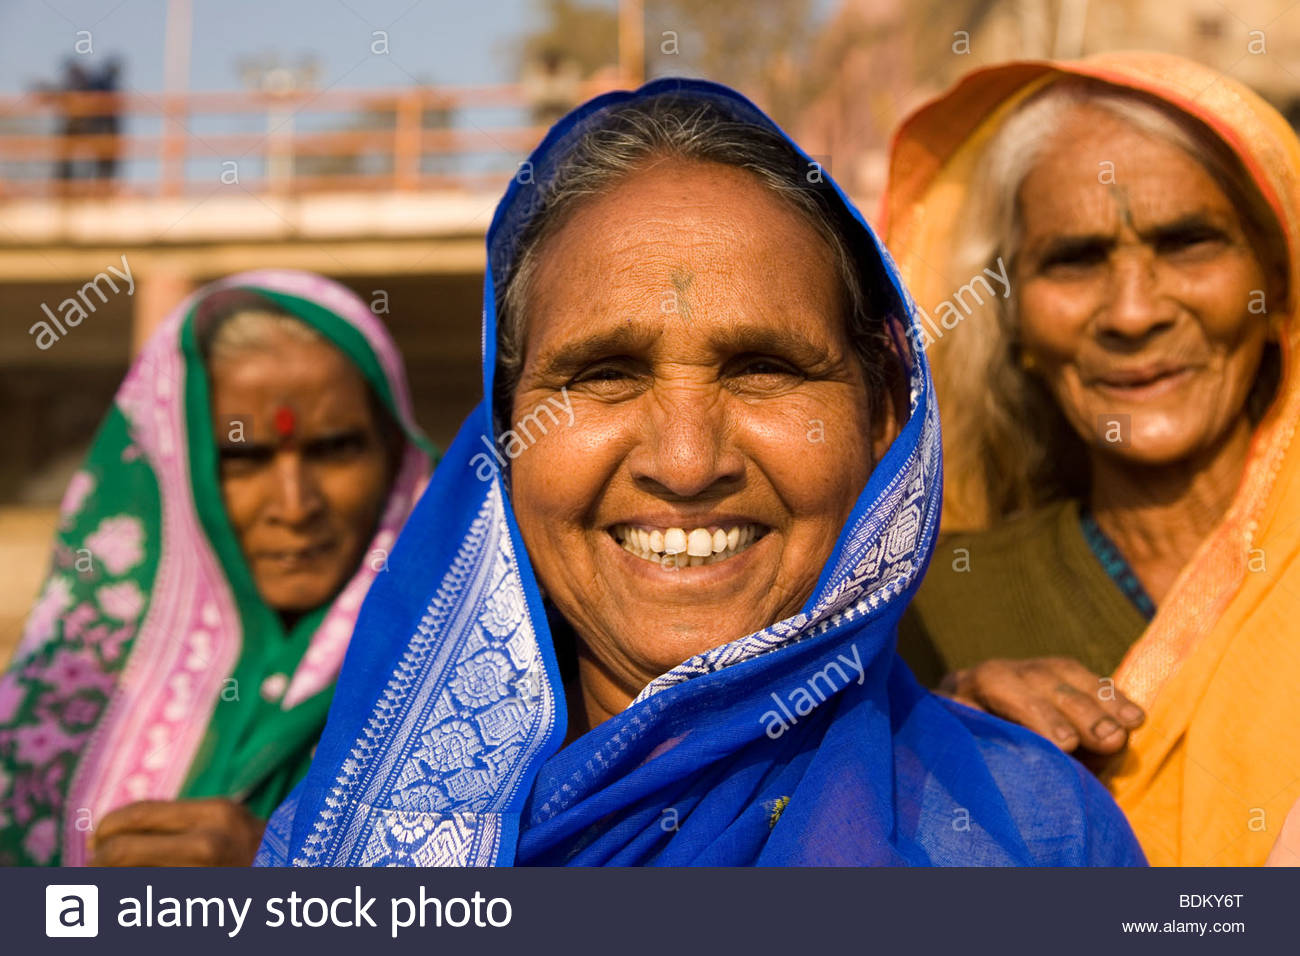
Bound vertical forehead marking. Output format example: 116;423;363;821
1112;185;1135;231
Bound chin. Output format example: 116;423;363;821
259;580;340;616
615;614;766;675
266;596;328;616
1096;432;1206;467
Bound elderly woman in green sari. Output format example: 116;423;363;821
0;271;433;866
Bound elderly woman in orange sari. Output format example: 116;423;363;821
883;52;1300;866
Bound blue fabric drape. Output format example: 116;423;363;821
255;79;1145;867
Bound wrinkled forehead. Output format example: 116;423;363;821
1021;116;1229;220
530;159;844;293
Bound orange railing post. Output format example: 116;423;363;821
394;90;422;191
160;91;186;197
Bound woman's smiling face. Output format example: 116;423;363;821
508;159;887;696
1015;105;1273;465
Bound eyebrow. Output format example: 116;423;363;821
1140;213;1230;243
1035;233;1111;255
216;425;370;452
1032;212;1229;261
709;321;838;365
531;322;664;379
530;317;838;379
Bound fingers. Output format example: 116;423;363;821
1043;679;1127;754
959;660;1085;750
95;798;248;846
94;800;184;846
91;799;264;866
91;830;233;867
1039;658;1143;754
1047;658;1145;729
937;658;1145;755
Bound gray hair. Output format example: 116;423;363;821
939;78;1287;520
198;292;328;366
495;93;895;426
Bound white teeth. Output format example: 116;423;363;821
612;522;766;568
687;528;713;557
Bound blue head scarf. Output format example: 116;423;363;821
256;79;1145;867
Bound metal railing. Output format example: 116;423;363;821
0;82;614;199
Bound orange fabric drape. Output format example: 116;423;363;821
882;52;1300;866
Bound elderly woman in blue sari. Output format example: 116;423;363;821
256;80;1144;867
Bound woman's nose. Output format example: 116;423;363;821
1096;252;1176;343
629;389;745;499
270;453;325;525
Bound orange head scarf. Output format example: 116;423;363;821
882;52;1300;866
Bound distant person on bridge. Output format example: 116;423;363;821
38;57;121;186
85;56;124;183
46;58;91;183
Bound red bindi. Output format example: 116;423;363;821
273;405;296;439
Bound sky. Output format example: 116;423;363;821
0;0;546;94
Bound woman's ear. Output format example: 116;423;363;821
871;349;909;464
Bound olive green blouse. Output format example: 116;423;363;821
897;499;1150;688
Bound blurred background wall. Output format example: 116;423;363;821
5;0;1300;663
